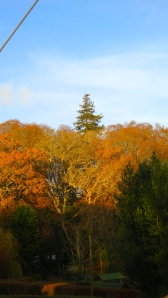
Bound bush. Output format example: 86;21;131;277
0;228;22;278
0;280;42;295
41;282;69;295
42;283;141;297
0;280;142;297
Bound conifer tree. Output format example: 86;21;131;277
74;94;104;133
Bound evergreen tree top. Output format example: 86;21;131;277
74;94;104;133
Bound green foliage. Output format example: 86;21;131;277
11;204;42;275
116;153;168;297
74;94;104;133
0;228;22;278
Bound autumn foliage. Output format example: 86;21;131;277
0;119;168;212
1;119;168;286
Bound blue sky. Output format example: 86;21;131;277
1;0;168;129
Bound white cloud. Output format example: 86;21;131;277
17;86;34;105
30;51;168;99
0;83;34;106
0;83;11;106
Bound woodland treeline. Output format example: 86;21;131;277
1;95;168;297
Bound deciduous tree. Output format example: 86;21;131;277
0;147;49;211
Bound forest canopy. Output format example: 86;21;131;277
1;109;168;297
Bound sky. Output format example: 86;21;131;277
1;0;168;130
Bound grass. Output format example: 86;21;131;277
92;281;124;288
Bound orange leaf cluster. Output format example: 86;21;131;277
1;120;168;213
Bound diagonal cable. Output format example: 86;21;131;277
0;0;39;52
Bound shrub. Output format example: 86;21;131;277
42;283;141;297
0;228;22;278
0;280;42;295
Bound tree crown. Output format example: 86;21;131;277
73;94;104;133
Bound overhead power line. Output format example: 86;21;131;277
0;0;39;52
